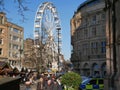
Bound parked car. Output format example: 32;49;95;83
81;76;89;81
79;78;104;90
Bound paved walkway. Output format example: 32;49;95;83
20;83;37;90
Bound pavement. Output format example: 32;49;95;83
20;83;37;90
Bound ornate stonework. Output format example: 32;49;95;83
71;0;106;77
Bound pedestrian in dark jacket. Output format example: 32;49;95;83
44;79;53;90
53;80;63;90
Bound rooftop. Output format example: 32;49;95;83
77;0;101;12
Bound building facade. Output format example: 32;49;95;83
0;12;8;61
104;0;120;90
71;0;106;77
0;12;24;70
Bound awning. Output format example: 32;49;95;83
0;61;12;70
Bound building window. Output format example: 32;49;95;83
91;42;98;54
9;52;12;57
84;29;88;39
9;27;13;31
13;53;19;58
0;38;3;44
82;43;88;55
13;28;19;33
12;36;19;42
91;27;96;37
101;25;106;35
85;18;88;25
0;48;2;55
101;41;106;53
20;38;23;43
0;28;3;34
10;35;12;40
9;43;12;49
101;13;105;20
20;31;23;35
13;44;19;49
93;15;96;21
92;15;96;24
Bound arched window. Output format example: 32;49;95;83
101;62;106;77
92;63;100;77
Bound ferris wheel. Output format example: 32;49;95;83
34;2;61;58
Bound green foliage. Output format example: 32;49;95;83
61;71;82;89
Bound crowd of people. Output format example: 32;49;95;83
24;72;63;90
0;67;64;90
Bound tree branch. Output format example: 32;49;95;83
16;0;29;22
0;0;29;22
0;0;5;11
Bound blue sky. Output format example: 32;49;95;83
4;0;86;60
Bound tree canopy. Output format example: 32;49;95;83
61;71;82;89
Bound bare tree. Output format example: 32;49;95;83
15;0;29;21
0;0;29;21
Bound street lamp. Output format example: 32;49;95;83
19;47;23;68
57;25;61;72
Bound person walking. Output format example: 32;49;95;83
37;77;45;90
25;73;36;90
25;78;32;90
53;80;63;90
44;79;53;90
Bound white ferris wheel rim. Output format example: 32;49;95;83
34;2;61;52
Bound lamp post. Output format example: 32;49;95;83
57;25;61;72
19;47;23;68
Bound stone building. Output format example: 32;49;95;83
71;0;106;77
104;0;120;90
0;12;24;70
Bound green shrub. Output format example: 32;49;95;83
61;71;82;90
